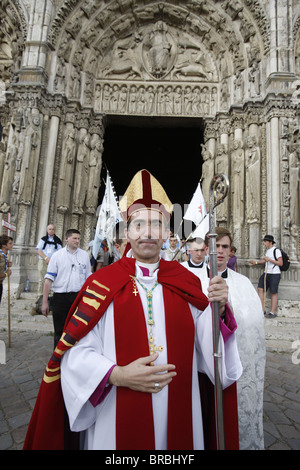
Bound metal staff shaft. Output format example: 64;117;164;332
8;269;11;348
207;174;229;450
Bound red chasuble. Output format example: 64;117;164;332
23;257;239;450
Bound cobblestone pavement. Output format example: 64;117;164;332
0;296;299;450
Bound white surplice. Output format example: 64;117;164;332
61;261;242;450
197;268;266;450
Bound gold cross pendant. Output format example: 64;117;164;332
130;276;139;296
149;335;163;365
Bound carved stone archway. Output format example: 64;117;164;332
47;0;269;259
0;1;299;301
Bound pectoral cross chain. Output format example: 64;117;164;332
133;277;163;365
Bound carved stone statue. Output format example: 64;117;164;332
0;132;7;194
94;83;102;112
231;139;245;221
118;85;128;113
54;57;66;93
18;114;42;205
234;70;244;103
201;143;214;208
57;128;77;212
0;130;18;211
245;135;261;223
143;21;173;78
288;134;300;229
248;60;261;97
70;66;81;99
145;86;155;113
215;143;228;221
73;130;90;214
86;138;103;213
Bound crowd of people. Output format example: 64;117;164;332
0;169;284;451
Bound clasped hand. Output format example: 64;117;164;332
108;352;177;394
108;277;228;394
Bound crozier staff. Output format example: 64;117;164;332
24;170;242;450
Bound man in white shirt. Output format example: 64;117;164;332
250;234;283;318
42;229;91;347
36;224;62;295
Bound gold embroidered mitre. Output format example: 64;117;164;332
119;169;173;221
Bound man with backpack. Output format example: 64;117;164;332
250;235;283;318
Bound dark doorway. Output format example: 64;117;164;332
101;116;205;225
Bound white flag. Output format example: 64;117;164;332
92;171;121;259
183;182;207;226
192;214;210;240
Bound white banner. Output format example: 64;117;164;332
183;182;207;226
92;171;121;259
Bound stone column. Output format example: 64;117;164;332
268;0;278;74
37;114;60;241
21;0;53;70
270;116;281;243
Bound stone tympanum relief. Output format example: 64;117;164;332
77;20;219;117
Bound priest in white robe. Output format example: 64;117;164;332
190;227;266;450
181;237;206;274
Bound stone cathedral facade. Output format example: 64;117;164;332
0;0;299;300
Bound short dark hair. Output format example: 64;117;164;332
65;229;80;238
204;227;233;247
0;235;13;248
188;237;204;245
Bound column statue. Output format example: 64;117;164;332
73;129;90;214
86;138;103;213
18;114;42;205
231;139;245;222
57;127;77;212
245;135;261;223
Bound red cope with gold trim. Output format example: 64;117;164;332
23;257;239;450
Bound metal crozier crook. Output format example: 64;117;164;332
207;173;229;450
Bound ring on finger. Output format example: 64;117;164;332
154;382;160;390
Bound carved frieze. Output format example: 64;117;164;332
92;80;218;117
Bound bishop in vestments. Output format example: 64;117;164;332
24;169;242;450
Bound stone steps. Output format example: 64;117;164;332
264;300;300;352
0;294;299;353
0;294;53;334
265;319;300;352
